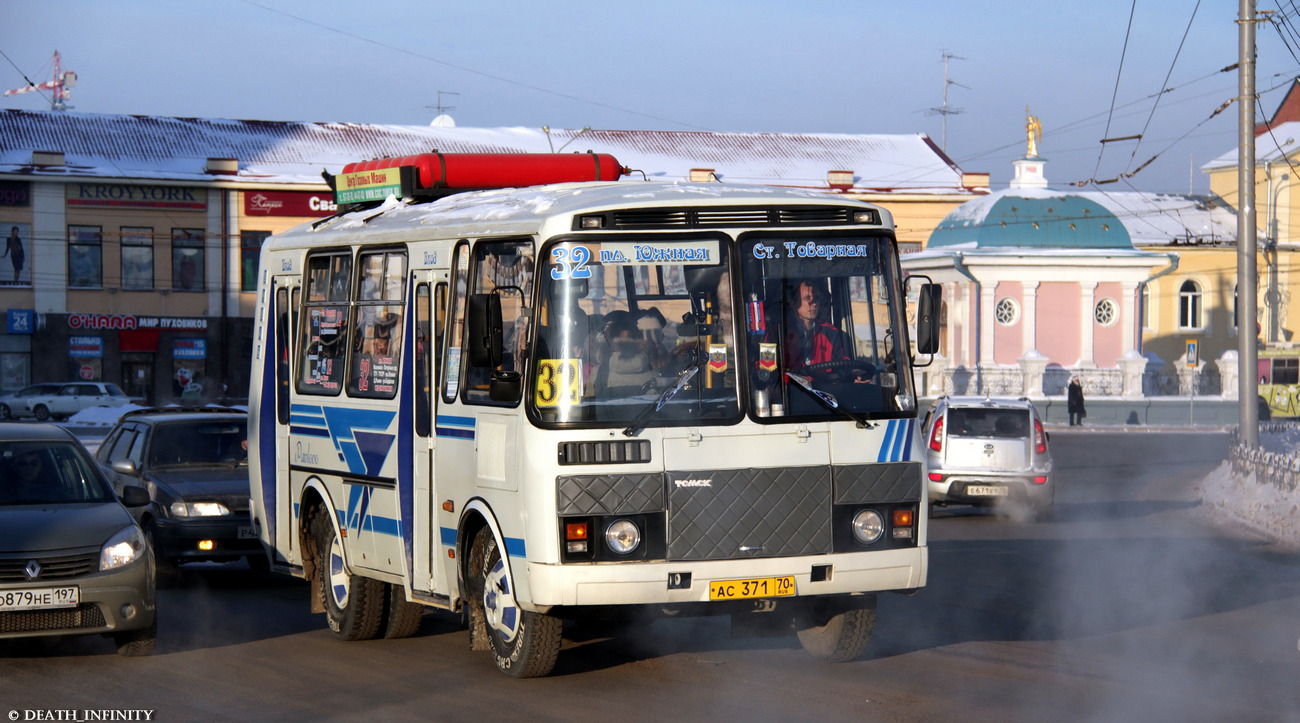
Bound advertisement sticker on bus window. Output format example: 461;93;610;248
445;347;462;397
534;358;583;408
597;240;719;267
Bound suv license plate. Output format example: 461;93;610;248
968;485;1009;497
0;587;80;611
708;576;796;601
238;526;258;539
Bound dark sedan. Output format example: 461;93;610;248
95;407;263;582
0;424;156;655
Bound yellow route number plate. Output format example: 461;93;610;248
708;576;796;601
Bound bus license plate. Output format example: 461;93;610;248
708;576;796;601
0;587;80;611
968;485;1009;497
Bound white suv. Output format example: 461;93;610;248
922;396;1054;521
17;382;135;421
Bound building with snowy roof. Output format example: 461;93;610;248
0;109;985;401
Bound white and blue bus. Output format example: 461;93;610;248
247;152;941;677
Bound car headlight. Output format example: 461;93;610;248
171;501;231;517
851;509;885;545
101;525;147;570
604;519;641;555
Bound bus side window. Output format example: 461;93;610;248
298;253;351;395
442;242;470;404
463;239;534;405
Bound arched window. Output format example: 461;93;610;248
1178;280;1202;330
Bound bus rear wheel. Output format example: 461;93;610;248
313;515;385;641
468;527;561;678
795;595;876;663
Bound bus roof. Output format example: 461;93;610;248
265;180;896;251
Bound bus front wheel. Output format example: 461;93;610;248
313;515;385;641
468;527;561;678
795;595;876;663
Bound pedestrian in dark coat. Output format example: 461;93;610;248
1067;376;1086;426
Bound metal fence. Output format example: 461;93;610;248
934;364;1220;398
1229;422;1300;492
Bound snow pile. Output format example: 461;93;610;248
1198;426;1300;550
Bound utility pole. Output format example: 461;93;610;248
928;52;967;153
1238;0;1260;445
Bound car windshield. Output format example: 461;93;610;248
0;442;115;505
147;419;249;467
947;408;1030;438
530;235;738;426
738;233;914;420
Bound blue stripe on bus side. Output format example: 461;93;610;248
878;420;897;463
504;537;526;558
435;427;475;440
290;425;332;437
877;419;914;463
440;527;458;547
897;418;913;461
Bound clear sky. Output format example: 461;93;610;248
1;0;1295;195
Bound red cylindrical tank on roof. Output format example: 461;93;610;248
340;152;625;190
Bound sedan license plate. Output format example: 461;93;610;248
238;526;258;539
0;586;80;611
708;576;795;601
968;485;1009;497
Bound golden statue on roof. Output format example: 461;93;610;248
1026;108;1042;157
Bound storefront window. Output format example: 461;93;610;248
68;225;102;288
172;228;205;291
121;227;154;291
241;231;269;292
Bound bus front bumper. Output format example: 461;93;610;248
522;546;926;610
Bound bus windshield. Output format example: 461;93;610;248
532;236;738;425
739;233;913;420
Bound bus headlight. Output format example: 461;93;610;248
605;519;641;555
851;510;885;545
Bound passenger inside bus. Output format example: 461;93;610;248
595;310;667;397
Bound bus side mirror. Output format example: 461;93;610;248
468;293;503;367
916;283;941;355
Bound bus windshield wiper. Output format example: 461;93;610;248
784;372;876;429
622;365;700;437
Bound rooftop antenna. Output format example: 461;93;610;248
4;50;77;111
926;51;967;152
425;90;459;127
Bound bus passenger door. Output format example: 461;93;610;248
270;277;300;565
412;274;448;595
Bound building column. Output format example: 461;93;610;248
1079;281;1097;367
1022;281;1039;353
1120;281;1138;355
945;281;962;366
980;283;996;367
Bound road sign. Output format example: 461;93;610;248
1185;340;1198;367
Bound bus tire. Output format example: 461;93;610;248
795;595;876;663
469;527;561;678
382;583;425;639
314;514;385;641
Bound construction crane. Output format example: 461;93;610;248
4;50;77;111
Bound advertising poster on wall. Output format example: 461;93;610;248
2;222;31;286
